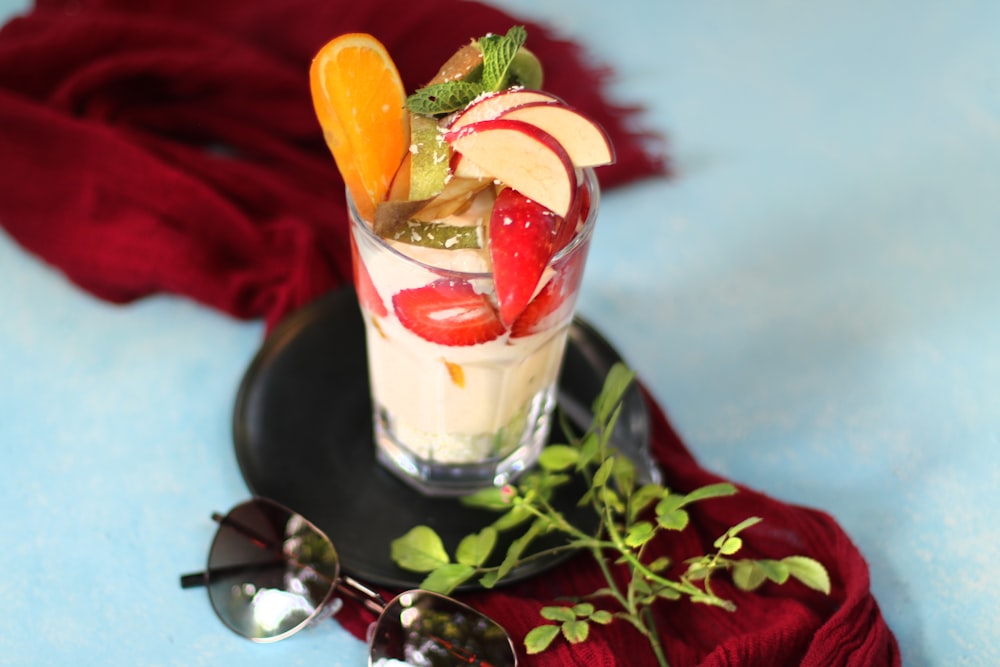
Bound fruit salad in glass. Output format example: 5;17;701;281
310;27;614;495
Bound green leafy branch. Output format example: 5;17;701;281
390;363;830;667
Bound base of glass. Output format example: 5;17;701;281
372;385;556;497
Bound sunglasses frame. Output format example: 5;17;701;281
180;497;518;664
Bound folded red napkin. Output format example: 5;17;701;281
0;1;900;664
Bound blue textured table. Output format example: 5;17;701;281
2;1;998;665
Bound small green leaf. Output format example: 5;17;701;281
576;433;600;469
750;559;787;585
629;483;664;521
599;486;624;513
648;556;671;572
494;519;544;582
561;619;590;644
718;536;743;556
624;521;655;548
456;527;497;567
685;560;711;581
655;493;685;516
720;516;763;543
390;526;450;572
732;560;767;591
682;482;739;505
491;505;532;531
612;455;636;495
783;556;831;594
592;362;636;425
572;602;595;617
590;610;614;624
657;508;689;531
461;486;508;510
593;457;615;488
539;444;579;471
656;586;682;601
524;624;560;654
420;563;475;594
541;606;577;622
478;570;501;589
586;587;618;599
632;576;652;595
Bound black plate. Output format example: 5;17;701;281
232;287;651;590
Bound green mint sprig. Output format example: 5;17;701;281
405;26;534;116
389;363;831;666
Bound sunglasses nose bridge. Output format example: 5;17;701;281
337;573;388;616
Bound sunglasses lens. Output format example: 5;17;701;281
369;590;516;667
205;498;340;642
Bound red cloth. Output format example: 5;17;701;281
0;0;664;329
0;1;899;664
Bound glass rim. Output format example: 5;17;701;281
348;167;600;281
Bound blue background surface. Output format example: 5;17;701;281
2;0;998;665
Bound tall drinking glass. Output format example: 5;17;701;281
348;169;599;496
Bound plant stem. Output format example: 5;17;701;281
642;606;670;667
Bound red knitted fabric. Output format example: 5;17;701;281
335;387;901;666
0;0;664;329
0;2;899;664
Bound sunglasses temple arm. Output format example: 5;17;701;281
334;573;387;615
179;572;206;588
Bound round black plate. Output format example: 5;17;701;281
232;287;650;590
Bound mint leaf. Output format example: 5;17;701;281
405;25;531;115
405;80;484;115
479;26;527;90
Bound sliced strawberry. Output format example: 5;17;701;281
489;187;560;326
392;279;505;346
350;234;388;317
510;246;588;338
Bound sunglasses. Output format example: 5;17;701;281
180;497;517;666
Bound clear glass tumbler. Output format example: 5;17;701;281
348;169;599;496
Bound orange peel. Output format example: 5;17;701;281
309;33;409;221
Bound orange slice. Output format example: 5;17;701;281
310;34;409;221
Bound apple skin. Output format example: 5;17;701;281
448;89;561;131
445;118;578;218
489;187;559;326
496;102;615;168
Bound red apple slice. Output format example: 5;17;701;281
489;187;559;326
448;89;562;131
450;151;491;180
445;118;578;217
497;102;615;168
